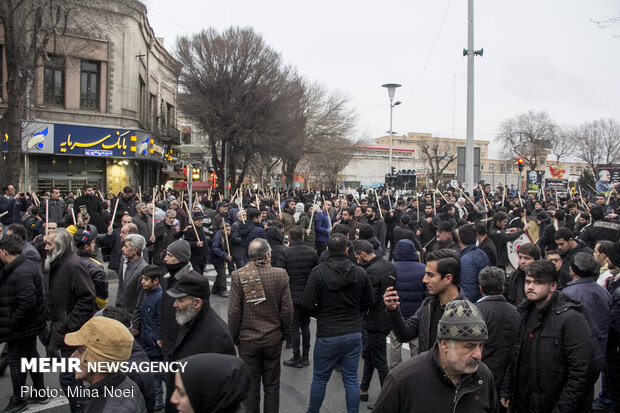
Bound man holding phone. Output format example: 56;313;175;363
74;184;106;233
353;239;397;408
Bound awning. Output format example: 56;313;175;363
162;170;186;180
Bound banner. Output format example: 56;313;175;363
544;178;569;193
526;171;545;194
595;165;620;194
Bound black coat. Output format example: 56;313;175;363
77;251;109;308
100;229;122;271
182;225;209;269
74;194;106;233
152;222;178;265
362;256;396;335
478;236;497;267
373;343;498;413
488;225;523;267
275;241;318;305
476;295;520;394
502;291;594;413
172;304;236;361
504;267;526;306
159;263;202;356
579;219;620;249
0;255;46;342
48;251;96;353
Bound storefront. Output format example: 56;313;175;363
21;121;173;196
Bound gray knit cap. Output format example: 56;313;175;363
166;240;191;262
437;300;488;341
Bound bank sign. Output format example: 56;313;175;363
21;122;167;162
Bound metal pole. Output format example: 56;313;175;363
389;102;393;174
188;163;193;213
464;0;476;194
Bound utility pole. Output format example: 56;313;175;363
223;140;229;198
382;83;401;177
463;0;483;194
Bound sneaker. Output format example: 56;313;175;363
217;290;229;298
27;395;50;404
367;403;375;410
302;356;310;366
283;357;303;368
360;391;369;402
2;396;28;413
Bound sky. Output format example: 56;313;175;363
144;0;620;159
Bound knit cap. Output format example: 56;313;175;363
437;300;488;341
167;239;191;262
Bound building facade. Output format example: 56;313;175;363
0;0;180;196
341;132;490;188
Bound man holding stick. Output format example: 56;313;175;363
210;223;232;297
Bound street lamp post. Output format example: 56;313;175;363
382;83;401;176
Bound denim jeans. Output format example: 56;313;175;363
307;332;362;413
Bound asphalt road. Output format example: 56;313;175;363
0;264;385;412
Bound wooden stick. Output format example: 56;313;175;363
277;191;282;215
70;205;76;225
502;186;506;206
138;186;142;203
152;188;156;236
479;185;492;211
517;186;523;207
374;188;383;220
221;222;231;256
459;187;474;206
45;198;49;236
578;185;589;211
183;201;201;241
433;191;437;214
110;198;120;226
587;184;602;196
435;188;450;204
98;190;105;202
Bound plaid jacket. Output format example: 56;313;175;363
228;264;293;348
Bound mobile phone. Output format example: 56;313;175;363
284;234;289;243
388;275;396;287
79;205;88;216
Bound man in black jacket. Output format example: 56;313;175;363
373;300;497;413
276;225;318;368
354;240;397;408
74;184;106;233
302;233;374;413
180;212;209;275
384;249;466;354
500;260;594;413
74;229;109;310
45;228;96;411
476;267;520;403
554;227;594;287
0;235;47;412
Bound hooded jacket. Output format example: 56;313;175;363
302;254;373;338
266;227;284;266
505;267;527;306
392;240;426;319
179;354;249;413
459;244;490;302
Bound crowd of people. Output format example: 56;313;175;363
0;180;619;413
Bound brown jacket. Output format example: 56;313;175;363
228;264;293;348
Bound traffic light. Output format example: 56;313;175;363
181;167;187;177
517;158;524;172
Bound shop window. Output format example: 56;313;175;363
44;56;65;105
80;60;99;110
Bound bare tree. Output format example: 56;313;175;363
550;126;574;163
419;142;458;186
497;111;557;171
299;135;359;189
572;118;620;172
278;83;356;189
176;27;299;194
